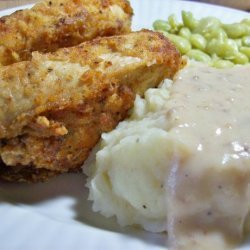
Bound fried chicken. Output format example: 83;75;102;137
0;30;181;182
0;0;132;66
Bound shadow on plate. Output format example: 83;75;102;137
0;173;166;248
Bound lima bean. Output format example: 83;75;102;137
232;52;249;64
206;39;238;59
242;19;250;25
223;23;247;39
206;28;227;40
213;60;234;68
164;33;191;54
235;39;242;48
153;20;171;32
187;49;211;63
190;34;207;51
240;47;250;59
179;27;191;40
242;36;250;47
245;25;250;36
242;19;250;35
194;17;221;37
168;14;182;33
182;11;198;31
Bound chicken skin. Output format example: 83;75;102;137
0;30;181;182
0;0;132;66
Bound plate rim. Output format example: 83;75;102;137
0;0;249;17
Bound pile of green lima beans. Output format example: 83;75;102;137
153;11;250;68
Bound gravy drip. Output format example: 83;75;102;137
165;64;250;249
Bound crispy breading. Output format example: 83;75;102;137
0;30;181;182
0;0;132;66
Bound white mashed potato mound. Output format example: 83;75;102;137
84;80;174;233
85;62;250;249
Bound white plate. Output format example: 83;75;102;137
0;1;249;250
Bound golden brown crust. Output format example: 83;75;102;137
0;30;181;182
0;0;132;66
0;161;62;183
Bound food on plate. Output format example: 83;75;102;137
153;11;250;67
85;80;173;233
0;0;133;66
0;30;182;182
86;62;250;249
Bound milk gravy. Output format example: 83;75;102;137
166;63;250;249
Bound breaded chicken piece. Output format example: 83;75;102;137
0;30;181;182
0;0;132;66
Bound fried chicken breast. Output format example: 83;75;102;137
0;30;181;182
0;0;132;66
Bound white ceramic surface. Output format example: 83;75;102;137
0;1;249;250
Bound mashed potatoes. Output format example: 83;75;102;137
85;63;250;249
84;80;173;233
